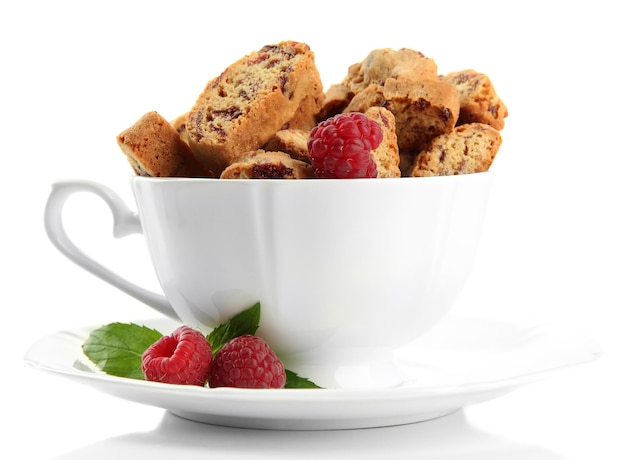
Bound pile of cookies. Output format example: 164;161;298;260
116;41;507;179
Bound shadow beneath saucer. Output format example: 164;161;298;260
53;409;567;460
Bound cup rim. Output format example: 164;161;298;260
130;171;492;184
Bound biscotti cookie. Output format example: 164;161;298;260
443;70;508;130
410;123;502;177
318;48;439;121
346;78;460;153
364;107;401;178
263;129;310;163
342;48;438;94
116;111;214;178
186;41;323;175
220;150;315;179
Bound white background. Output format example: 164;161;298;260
2;1;624;458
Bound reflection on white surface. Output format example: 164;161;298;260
53;410;567;460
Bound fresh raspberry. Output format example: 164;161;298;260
307;112;383;178
208;335;286;389
142;325;212;386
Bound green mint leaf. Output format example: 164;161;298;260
207;302;261;354
82;322;163;380
285;369;323;389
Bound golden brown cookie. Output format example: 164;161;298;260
410;123;502;177
443;70;508;130
220;150;315;179
364;107;401;178
342;48;438;94
346;78;460;153
116;111;214;178
318;48;439;122
263;129;310;163
186;41;324;176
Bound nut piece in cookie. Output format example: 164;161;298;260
220;150;315;179
443;70;508;130
410;123;502;177
116;111;214;178
364;107;401;178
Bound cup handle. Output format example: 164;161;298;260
44;179;177;320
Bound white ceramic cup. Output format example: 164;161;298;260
45;174;493;388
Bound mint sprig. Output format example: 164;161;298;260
285;370;322;389
82;322;162;380
81;302;322;388
207;302;260;353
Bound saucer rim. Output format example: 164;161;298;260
24;315;602;429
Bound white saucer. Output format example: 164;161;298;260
24;315;601;430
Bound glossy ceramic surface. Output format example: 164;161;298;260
24;315;601;430
44;174;493;388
